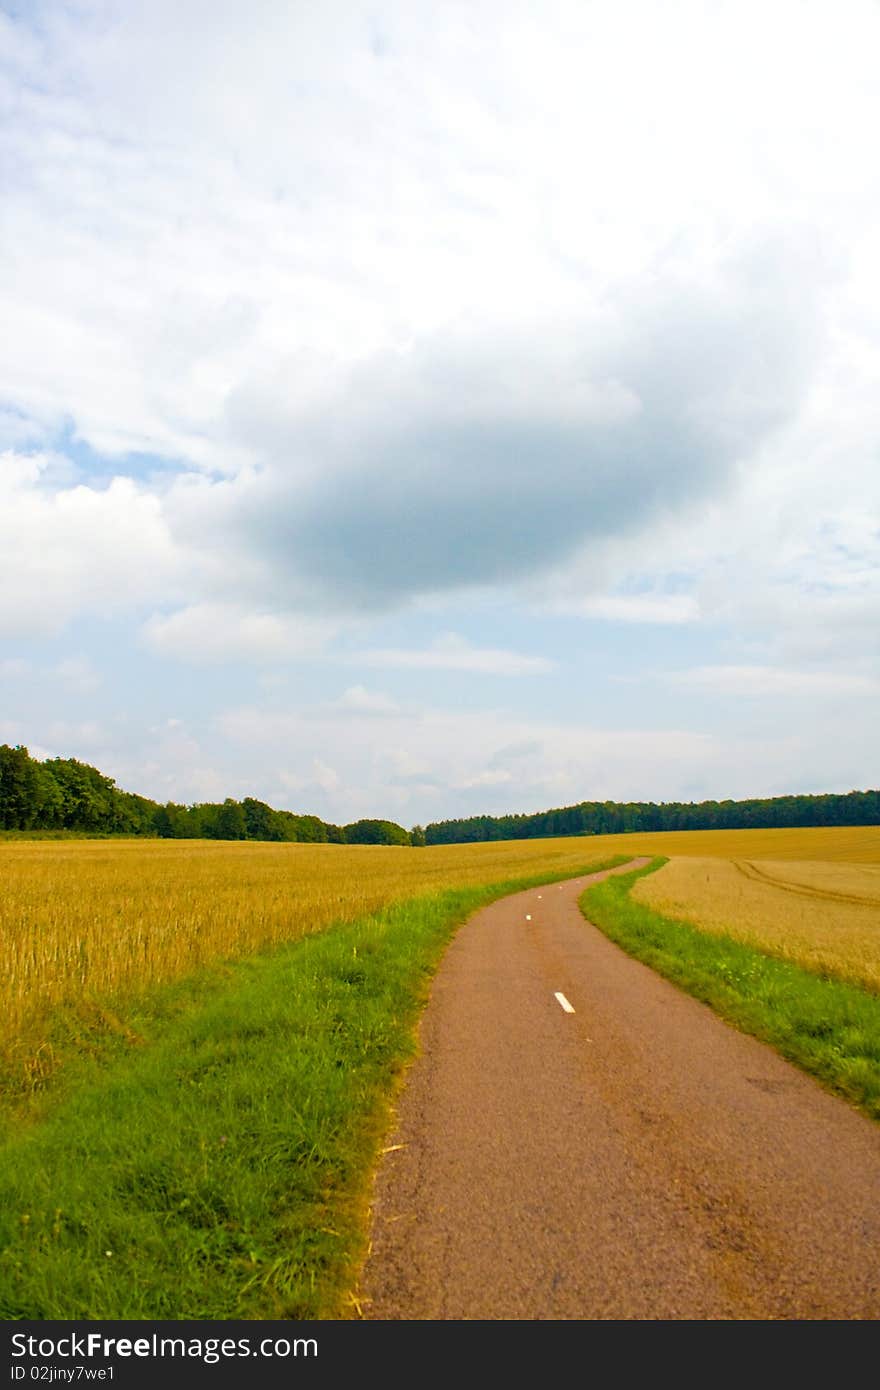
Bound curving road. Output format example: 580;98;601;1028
359;860;880;1319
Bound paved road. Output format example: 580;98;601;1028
359;860;880;1319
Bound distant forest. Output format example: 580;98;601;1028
423;789;880;843
0;744;417;846
1;742;878;848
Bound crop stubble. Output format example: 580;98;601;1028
633;855;880;992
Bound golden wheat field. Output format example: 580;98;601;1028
594;824;880;864
0;834;613;1064
3;825;880;1076
633;855;880;992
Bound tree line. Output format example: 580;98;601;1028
424;789;880;844
4;742;877;849
0;744;418;846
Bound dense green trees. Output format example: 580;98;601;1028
0;743;44;829
424;789;880;844
5;741;876;850
0;745;156;834
343;818;412;846
147;799;346;843
0;744;410;845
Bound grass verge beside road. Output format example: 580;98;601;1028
580;859;880;1124
0;857;626;1321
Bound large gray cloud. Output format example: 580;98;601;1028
173;237;824;611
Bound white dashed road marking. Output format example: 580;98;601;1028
554;992;575;1014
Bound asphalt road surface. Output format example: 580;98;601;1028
359;860;880;1319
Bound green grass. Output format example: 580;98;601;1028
580;858;880;1123
0;856;627;1321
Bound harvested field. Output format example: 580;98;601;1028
592;825;880;864
633;856;880;992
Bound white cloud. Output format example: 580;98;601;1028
277;759;342;797
142;604;334;665
0;452;181;636
555;594;700;625
1;1;868;623
459;769;513;789
206;689;877;823
311;760;341;795
215;699;722;823
358;633;555;674
42;720;106;750
329;686;402;717
54;656;102;694
663;666;880;698
0;659;31;679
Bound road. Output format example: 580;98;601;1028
359;860;880;1319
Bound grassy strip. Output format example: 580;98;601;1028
0;856;627;1321
580;859;880;1123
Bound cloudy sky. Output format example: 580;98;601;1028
1;0;878;828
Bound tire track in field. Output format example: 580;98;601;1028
735;858;880;909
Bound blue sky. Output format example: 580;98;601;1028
1;0;878;827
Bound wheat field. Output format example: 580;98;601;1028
633;854;880;992
3;825;880;1078
1;835;616;1067
589;824;880;864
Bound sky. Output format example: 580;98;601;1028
1;0;878;829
